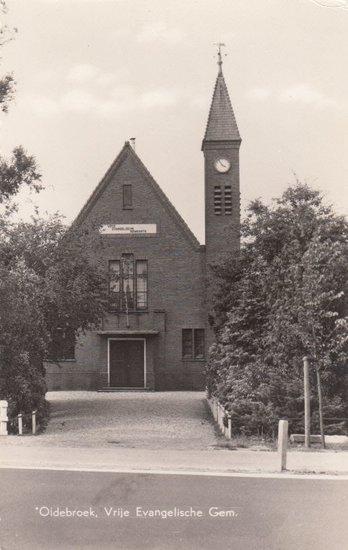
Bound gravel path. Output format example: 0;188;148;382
1;391;219;450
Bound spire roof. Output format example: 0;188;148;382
203;70;241;144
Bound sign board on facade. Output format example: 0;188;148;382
99;224;157;235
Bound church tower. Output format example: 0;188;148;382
202;47;241;266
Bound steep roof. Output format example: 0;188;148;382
203;70;240;144
72;142;201;250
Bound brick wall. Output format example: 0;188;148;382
45;145;207;391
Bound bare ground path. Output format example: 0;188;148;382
1;391;219;450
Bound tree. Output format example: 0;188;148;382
0;214;105;430
0;0;16;113
0;3;105;430
0;1;42;210
207;183;347;436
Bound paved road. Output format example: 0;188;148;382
1;391;218;450
0;469;347;550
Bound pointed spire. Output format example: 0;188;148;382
202;50;241;145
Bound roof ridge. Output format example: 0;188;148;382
126;146;201;249
72;142;201;250
203;74;220;141
71;143;130;229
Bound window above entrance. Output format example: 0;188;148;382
109;254;148;312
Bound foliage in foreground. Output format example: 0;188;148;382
206;184;347;436
0;214;105;431
0;2;105;431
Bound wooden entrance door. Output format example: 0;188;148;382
109;339;145;388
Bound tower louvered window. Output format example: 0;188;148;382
214;186;222;214
224;185;232;215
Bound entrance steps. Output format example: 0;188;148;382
98;387;151;392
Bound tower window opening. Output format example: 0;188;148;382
214;186;222;214
224;185;232;215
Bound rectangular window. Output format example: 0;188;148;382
182;329;193;359
224;185;232;215
214;186;222;215
121;254;135;310
136;260;148;310
182;329;205;360
109;255;148;311
109;260;121;310
48;327;75;361
122;184;133;209
193;329;205;359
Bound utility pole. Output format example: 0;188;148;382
315;364;326;449
303;356;311;448
312;327;326;449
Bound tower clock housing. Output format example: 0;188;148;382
202;67;241;267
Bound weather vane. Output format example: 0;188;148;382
214;42;227;74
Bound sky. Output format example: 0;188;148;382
1;0;347;243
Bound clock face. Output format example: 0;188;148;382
214;158;231;173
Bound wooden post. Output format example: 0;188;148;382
303;356;311;448
213;399;218;421
221;406;225;433
278;419;288;471
32;410;37;435
219;405;224;432
227;415;232;440
0;400;8;436
217;404;222;431
18;413;23;436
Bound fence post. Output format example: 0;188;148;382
217;404;222;431
303;356;311;448
0;400;8;436
213;399;218;421
18;413;23;436
221;406;226;433
32;410;37;435
227;414;232;439
278;419;288;472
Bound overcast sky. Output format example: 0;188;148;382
1;0;347;242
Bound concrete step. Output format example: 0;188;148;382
97;387;151;392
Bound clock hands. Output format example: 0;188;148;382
214;158;231;173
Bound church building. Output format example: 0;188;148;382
45;55;241;391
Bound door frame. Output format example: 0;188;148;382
107;338;146;388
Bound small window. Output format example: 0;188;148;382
48;327;75;361
193;329;205;359
182;329;205;360
182;329;193;359
123;184;133;209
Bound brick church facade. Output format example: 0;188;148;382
45;61;241;391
